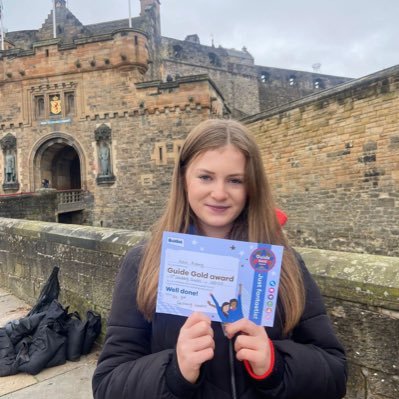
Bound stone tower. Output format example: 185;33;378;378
140;0;161;36
140;0;161;80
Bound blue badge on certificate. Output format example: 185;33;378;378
156;232;283;326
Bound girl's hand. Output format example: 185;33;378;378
176;312;215;383
224;318;271;376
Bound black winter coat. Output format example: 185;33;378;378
92;244;347;399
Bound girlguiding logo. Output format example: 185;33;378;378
249;247;276;272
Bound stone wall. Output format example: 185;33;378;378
0;218;397;398
91;75;225;230
161;37;351;118
161;37;260;117
0;218;143;323
299;247;399;399
256;65;351;110
245;65;399;257
0;190;57;222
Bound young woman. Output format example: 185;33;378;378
92;119;347;399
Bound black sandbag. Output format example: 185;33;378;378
1;266;100;376
46;341;67;368
0;328;17;376
5;313;46;346
0;354;17;377
66;312;87;361
81;310;101;355
16;326;66;375
14;336;32;357
38;300;69;332
0;328;14;359
27;266;60;317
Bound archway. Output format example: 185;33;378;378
30;133;86;191
45;144;80;190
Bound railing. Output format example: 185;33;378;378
57;189;85;213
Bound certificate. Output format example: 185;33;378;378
156;232;283;326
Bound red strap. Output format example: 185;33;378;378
244;339;275;380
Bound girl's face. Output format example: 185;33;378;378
185;145;247;239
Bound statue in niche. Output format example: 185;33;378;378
5;149;16;183
94;124;115;185
99;141;111;176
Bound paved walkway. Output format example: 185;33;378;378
0;287;100;399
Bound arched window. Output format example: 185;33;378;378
65;92;75;115
35;96;45;118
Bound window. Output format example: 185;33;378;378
260;71;270;83
208;52;221;67
35;96;45;119
314;78;324;89
65;92;75;115
173;45;183;59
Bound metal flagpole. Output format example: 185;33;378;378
53;0;57;38
128;0;132;28
0;0;4;50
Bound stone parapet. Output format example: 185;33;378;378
300;247;399;310
0;191;57;222
301;247;399;398
0;218;144;329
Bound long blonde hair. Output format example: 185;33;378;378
137;119;304;334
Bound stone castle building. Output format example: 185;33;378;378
0;0;350;229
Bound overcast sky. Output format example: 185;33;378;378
2;0;398;79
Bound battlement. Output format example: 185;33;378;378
73;74;227;121
162;36;255;73
135;74;228;116
0;29;149;81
